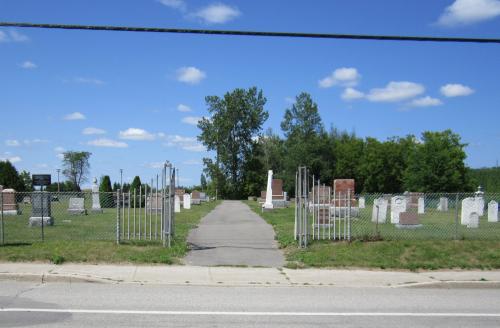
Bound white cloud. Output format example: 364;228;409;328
87;138;128;148
159;0;186;11
8;29;29;42
319;67;361;88
194;3;241;24
0;153;22;163
410;96;443;107
63;112;86;120
163;134;205;152
0;29;29;43
177;104;192;112
57;153;65;160
285;97;295;104
73;77;105;85
366;81;425;102
23;139;49;146
437;0;500;26
182;116;202;125
20;61;37;69
176;66;206;84
82;127;106;135
183;159;203;165
182;144;206;152
119;128;155;140
148;162;165;169
54;146;65;153
341;87;365;101
5;139;21;147
440;83;475;97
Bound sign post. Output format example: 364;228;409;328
32;174;51;241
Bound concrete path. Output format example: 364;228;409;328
2;263;500;288
183;200;285;267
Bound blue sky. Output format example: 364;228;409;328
1;0;500;188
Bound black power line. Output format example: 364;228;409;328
1;21;500;44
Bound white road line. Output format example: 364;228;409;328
1;308;500;317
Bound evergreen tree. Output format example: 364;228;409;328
0;161;24;191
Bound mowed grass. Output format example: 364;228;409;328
0;199;220;264
245;200;500;270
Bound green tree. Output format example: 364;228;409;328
200;174;207;191
130;176;142;192
258;128;285;174
99;175;114;208
99;176;112;192
198;87;269;199
0;161;24;191
403;130;472;192
19;170;33;191
281;92;326;194
62;151;91;191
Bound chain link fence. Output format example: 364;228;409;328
295;191;500;247
0;191;117;245
351;192;499;241
295;167;500;247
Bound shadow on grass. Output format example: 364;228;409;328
0;242;33;247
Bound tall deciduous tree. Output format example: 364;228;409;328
281;92;325;194
198;87;268;199
62;151;91;191
403;130;472;192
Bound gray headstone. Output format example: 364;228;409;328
437;197;448;211
29;192;53;226
68;197;86;215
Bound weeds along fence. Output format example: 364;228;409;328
295;167;500;248
0;184;177;247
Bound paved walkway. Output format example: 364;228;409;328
183;200;285;267
1;263;500;287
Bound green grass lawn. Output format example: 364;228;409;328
245;200;500;270
0;200;220;264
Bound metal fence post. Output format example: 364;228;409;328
0;191;4;245
455;193;459;240
116;189;121;245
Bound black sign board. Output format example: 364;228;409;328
32;174;51;186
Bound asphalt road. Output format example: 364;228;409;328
184;200;285;267
1;281;500;327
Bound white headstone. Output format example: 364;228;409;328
263;170;274;209
488;201;498;222
91;177;103;213
437;197;448;211
358;197;365;209
174;195;181;213
183;193;191;210
467;212;479;228
391;196;407;224
417;197;425;214
475;196;485;216
372;198;387;223
68;197;86;215
461;197;476;225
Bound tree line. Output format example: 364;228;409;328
197;88;477;199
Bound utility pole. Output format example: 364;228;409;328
120;169;123;190
56;169;60;192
